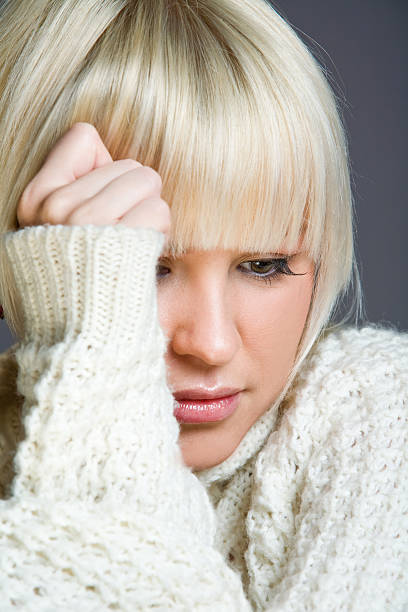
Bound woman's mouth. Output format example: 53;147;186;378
172;388;241;424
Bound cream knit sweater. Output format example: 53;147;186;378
0;224;407;611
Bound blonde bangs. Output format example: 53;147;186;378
95;3;325;257
64;1;327;259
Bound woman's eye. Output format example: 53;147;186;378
156;264;171;279
239;258;295;282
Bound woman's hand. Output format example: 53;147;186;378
16;122;170;235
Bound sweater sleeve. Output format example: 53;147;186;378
0;224;250;611
245;327;408;612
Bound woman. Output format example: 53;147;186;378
0;0;406;609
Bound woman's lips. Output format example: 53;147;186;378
173;389;241;424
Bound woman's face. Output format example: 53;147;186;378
157;247;314;471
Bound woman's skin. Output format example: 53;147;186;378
159;249;313;469
17;123;314;471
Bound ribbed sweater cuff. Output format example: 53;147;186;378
3;224;164;349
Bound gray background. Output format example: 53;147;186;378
273;0;407;332
0;0;407;352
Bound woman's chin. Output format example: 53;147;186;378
178;423;241;471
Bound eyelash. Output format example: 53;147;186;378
156;257;300;285
238;257;297;285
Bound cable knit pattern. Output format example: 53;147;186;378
0;224;407;611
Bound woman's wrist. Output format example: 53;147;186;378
2;223;164;349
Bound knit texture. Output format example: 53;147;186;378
0;224;407;611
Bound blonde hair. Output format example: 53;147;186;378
0;0;358;376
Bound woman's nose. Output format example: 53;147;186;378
169;283;241;367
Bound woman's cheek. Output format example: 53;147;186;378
236;271;314;385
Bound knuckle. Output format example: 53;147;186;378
40;206;60;226
141;166;162;191
118;158;141;170
71;122;99;145
65;206;89;225
154;197;170;215
152;198;171;230
40;191;69;224
17;184;34;224
159;214;171;234
16;208;29;228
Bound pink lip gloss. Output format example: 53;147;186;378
173;393;240;424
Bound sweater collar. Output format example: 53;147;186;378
194;397;281;486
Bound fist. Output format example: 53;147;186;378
17;123;170;235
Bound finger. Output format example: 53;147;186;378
37;159;142;226
64;166;163;226
18;123;112;226
119;197;171;235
